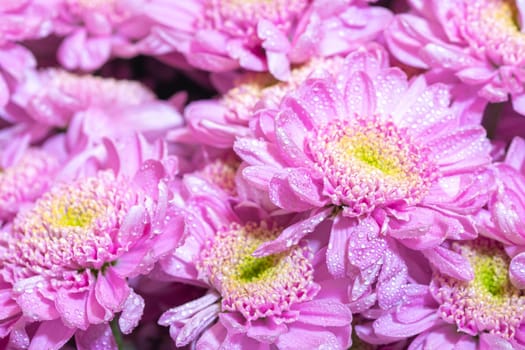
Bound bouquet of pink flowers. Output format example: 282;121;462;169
1;0;525;349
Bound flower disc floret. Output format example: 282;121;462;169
197;222;319;321
309;117;438;216
432;239;525;339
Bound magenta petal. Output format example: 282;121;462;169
119;290;144;335
276;324;342;349
28;319;75;350
0;75;8;108
246;318;287;343
347;217;384;270
95;268;130;312
234;138;285;167
159;292;220;326
344;71;377;117
422;245;474;281
284;168;325;206
377;245;407;310
86;284;108;324
242;165;278;189
15;278;58;321
296;299;352;327
510;253;525;289
269;174;318;212
55;290;89;330
274;109;312;167
373;310;438;338
293;78;344;124
253;208;332;256
75;323;117;350
133;159;165;198
58;29;111;71
326;215;352;278
195;322;227;350
479;333;514;350
176;304;221;347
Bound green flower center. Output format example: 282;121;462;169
474;253;509;298
237;254;280;282
433;238;525;340
55;203;97;228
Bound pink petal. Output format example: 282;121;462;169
75;323;117;350
28;319;75;350
296;299;352;327
344;71;377;117
269;174;318;212
422;245;474;281
55;290;89;330
234;138;285;167
58;29;111;71
373;310;438;339
276;324;343;349
326;215;353;278
510;253;525;289
176;304;220;346
95;268;130;312
253;208;332;256
274;109;313;167
119;289;144;334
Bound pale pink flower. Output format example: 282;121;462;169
171;56;347;148
53;0;153;71
356;238;525;349
0;136;59;221
385;0;525;115
0;138;183;349
477;137;525;292
138;0;391;80
158;178;352;349
234;45;492;305
3;68;183;146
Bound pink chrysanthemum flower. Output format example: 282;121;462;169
0;141;58;221
234;45;492;306
356;238;525;349
139;0;391;80
158;178;352;349
476;137;525;291
3;68;182;145
53;0;152;71
171;56;347;148
385;0;525;115
0;157;183;349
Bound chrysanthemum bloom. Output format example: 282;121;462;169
385;0;525;115
0;139;58;221
234;45;492;306
137;0;391;80
356;238;525;349
0;156;183;349
158;177;352;349
52;0;154;71
3;68;182;145
171;56;347;148
477;137;525;290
